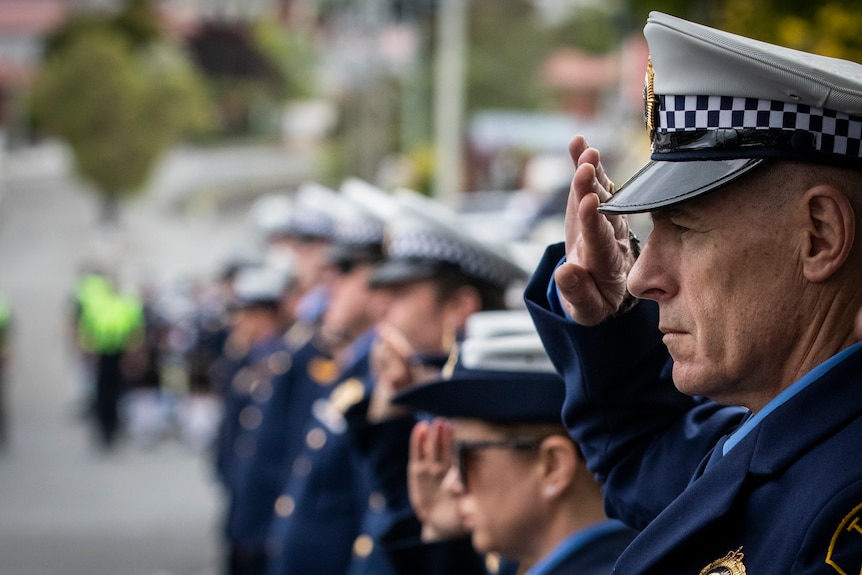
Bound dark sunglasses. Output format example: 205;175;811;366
452;436;546;488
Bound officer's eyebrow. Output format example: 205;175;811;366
651;206;685;221
651;205;703;224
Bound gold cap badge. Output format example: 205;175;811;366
699;547;746;575
643;56;659;145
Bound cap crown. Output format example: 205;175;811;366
392;311;564;423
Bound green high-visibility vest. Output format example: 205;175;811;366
76;278;144;354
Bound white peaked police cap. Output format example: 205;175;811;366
601;11;862;214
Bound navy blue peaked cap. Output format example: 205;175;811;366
392;311;565;424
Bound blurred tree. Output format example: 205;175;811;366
30;28;215;222
623;0;862;62
714;1;862;63
252;17;317;100
45;0;161;57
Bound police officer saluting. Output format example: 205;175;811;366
264;179;398;575
216;263;293;574
526;12;862;574
387;310;637;575
341;189;529;575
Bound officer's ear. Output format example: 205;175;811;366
443;285;483;324
800;185;855;283
536;435;578;499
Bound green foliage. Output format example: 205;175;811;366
251;18;317;100
30;30;216;202
545;5;625;54
112;0;162;48
467;0;551;109
44;0;161;58
714;0;862;62
622;0;862;62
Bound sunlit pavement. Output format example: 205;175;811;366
0;143;273;575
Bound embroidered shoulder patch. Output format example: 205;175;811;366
826;501;862;575
699;547;746;575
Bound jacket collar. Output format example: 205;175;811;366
614;345;862;574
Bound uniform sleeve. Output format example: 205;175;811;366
524;242;746;528
349;410;414;514
381;514;489;575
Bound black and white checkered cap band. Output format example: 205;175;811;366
335;218;385;246
281;211;335;240
385;227;522;289
659;95;862;158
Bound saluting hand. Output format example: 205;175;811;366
367;323;417;423
554;135;639;326
408;418;468;542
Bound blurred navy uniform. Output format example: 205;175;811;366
227;334;338;574
342;189;529;575
264;179;398;575
526;12;862;575
387;311;636;575
215;265;292;575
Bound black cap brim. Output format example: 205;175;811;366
327;242;383;267
368;259;447;288
598;158;765;214
392;375;565;424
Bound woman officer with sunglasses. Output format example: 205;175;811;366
383;311;637;575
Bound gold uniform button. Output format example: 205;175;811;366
368;491;386;511
485;552;502;574
353;534;373;558
308;357;339;385
231;368;254;393
251;380;273;403
239;405;263;430
292;455;312;477
274;495;295;518
306;427;327;450
233;434;256;459
268;350;293;375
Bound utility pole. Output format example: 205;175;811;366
432;0;467;200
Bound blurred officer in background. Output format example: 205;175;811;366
214;264;293;575
224;179;391;575
336;189;528;575
73;272;145;449
387;310;637;575
264;179;398;575
264;183;337;330
69;270;112;418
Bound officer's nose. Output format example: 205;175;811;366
626;231;676;303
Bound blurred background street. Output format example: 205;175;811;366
0;143;259;575
0;2;856;574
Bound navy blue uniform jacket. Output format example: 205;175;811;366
525;242;862;575
383;516;634;575
266;329;378;575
